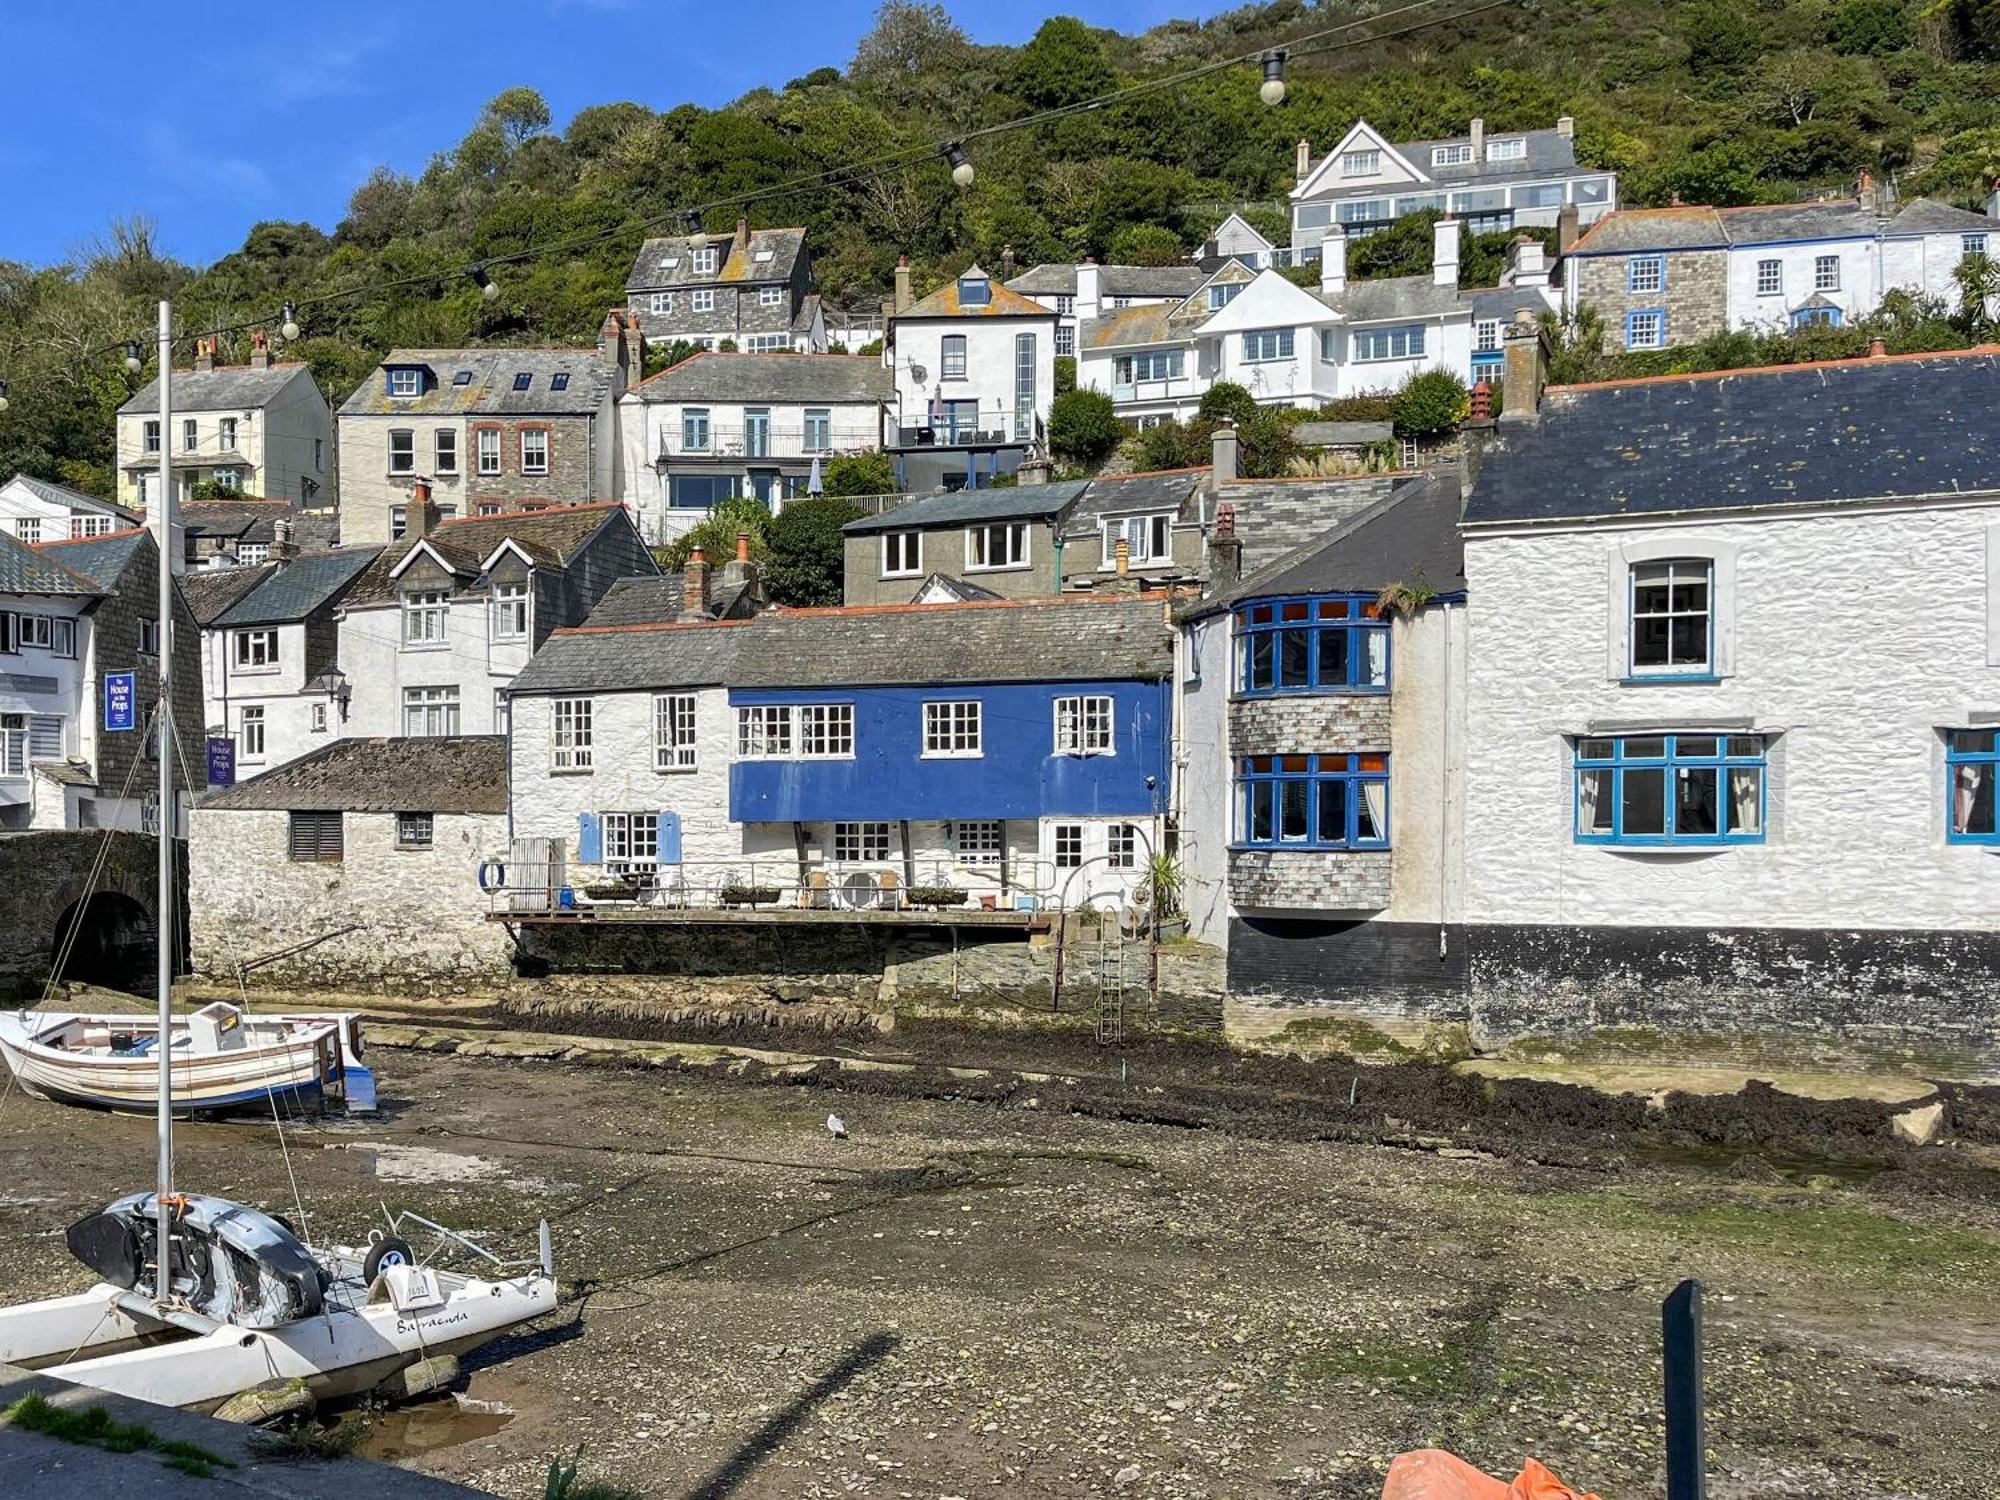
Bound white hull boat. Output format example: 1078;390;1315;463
0;1002;376;1116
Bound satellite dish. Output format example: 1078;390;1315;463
910;363;928;384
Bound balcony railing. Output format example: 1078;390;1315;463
658;424;882;463
889;405;1043;449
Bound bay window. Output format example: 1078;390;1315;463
1237;596;1390;694
1237;754;1389;849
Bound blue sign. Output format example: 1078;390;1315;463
104;672;136;732
206;737;236;788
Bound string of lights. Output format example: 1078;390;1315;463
16;0;1523;382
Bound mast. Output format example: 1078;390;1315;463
153;299;174;1303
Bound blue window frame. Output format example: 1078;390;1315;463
957;275;990;308
1627;255;1665;294
1237;753;1390;849
1236;595;1389;695
1624;309;1668;350
1946;729;2000;843
1790;306;1841;328
1573;734;1766;846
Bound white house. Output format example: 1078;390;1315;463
882;261;1057;493
1459;342;2000;1065
1290;116;1615;262
619;353;892;542
0;475;139;545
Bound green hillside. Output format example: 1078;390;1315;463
7;0;2000;494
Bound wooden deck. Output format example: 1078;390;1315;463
489;904;1046;931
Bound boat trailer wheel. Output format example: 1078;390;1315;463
364;1236;416;1281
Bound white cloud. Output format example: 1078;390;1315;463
146;125;272;200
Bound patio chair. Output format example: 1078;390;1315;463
800;870;834;910
877;870;901;911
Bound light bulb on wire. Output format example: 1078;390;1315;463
124;342;143;375
280;301;300;341
471;265;499;302
0;381;9;414
1260;52;1287;107
945;143;975;190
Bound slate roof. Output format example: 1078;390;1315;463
200;736;509;814
1567;207;1727;255
341;504;622;606
1006;264;1208;299
1716;202;1878;244
4;474;139;521
1889;198;1997;235
626;227;807;291
509;619;752;696
179;563;274;625
843;480;1089;536
897;267;1056;320
34;529;147;589
1391;127;1578;187
1061;470;1206;536
627;353;891;404
337;349;612;417
1293;420;1395;446
211;548;383;628
119;363;311;415
1081;302;1184;350
583;575;688;627
181;500;337;550
1189;469;1465;619
1315;275;1469;322
0;530;102;596
1463;350;2000;526
1570;200;1886;257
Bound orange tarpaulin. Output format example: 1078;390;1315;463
1379;1450;1604;1500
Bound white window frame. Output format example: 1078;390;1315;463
691;246;719;275
833;821;890;863
922;700;982;759
951;820;1003;864
602;811;658;873
649;291;673;315
494;689;510;737
233;628;279;671
1628;558;1714;677
492;581;530;641
51;617;75;658
218;417;237;450
1054;325;1076;358
1107;823;1138;868
551;697;593;771
388;368;422;398
396;812;435;850
736;704;794;758
17;614;51;650
1474;319;1501;352
654;693;698;772
476;428;501;476
1485;138;1526;161
1626;310;1666;351
388;429;416;475
138;617;160;655
1101;514;1172;568
435;428;459;474
1241;328;1294;363
1432;144;1473;167
238;705;266;760
1340;149;1381;177
797;703;855;759
402;684;461;737
1756;259;1782;296
759;286;782;307
402;591;448;648
310;702;328;733
1353;324;1426;362
1814;255;1841;293
803;408;832;453
519;428;549;476
1052;822;1084;869
1628;256;1664;295
182;419;198;452
881;531;921;578
1054;694;1115;756
940;335;967;380
965;522;1028;572
691;289;715;313
143;420;160;454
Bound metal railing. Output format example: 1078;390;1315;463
656;424;884;462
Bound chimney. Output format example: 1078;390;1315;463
1498;310;1550;425
1114;536;1130;576
1295;137;1311;183
1208;503;1242;592
406;478;438;540
249;330;271;370
271;516;297;563
1556;115;1575;139
682;546;713;620
623;309;646;378
1210;419;1239;490
1432;217;1461;287
1503;235;1549;290
1319;228;1348;295
1557;202;1581;256
736;216;751;256
1001;243;1016;280
1016;455;1052;487
195;337;215;373
1468;379;1493;422
1076;258;1102;321
720;527;761;604
893;255;913;315
1857;167;1874;207
1868;335;1888;358
1469;118;1485;158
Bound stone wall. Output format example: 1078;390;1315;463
1572;248;1727;350
1228;694;1390;755
0;830;176;994
1227;848;1391;911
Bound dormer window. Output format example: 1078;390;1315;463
512;372;532;391
691;246;718;274
958;275;991;308
1433;144;1473;167
1486;138;1526;161
387;368;422;398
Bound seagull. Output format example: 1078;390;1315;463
826;1114;847;1140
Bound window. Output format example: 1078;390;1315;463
1107;824;1138;868
1574;734;1765;845
237;543;267;565
551;373;570;392
552;698;593;770
143;420;160;454
1242;328;1294;363
1948;729;2000;842
520;428;549;475
388;368;422;398
1238;753;1390;849
1627;256;1664;295
1756;259;1782;296
1791;306;1842;328
1433;144;1473;167
1474;319;1502;353
402;591;447;647
759;286;782;307
1629;559;1712;676
1054;695;1114;755
402;685;460;737
1207;284;1241;310
1963;233;1989;261
435;430;458;473
494;689;510;736
682;409;710;452
691;246;718;275
1118;351;1184;383
1053;823;1084;869
650;292;673;315
310;702;328;733
1054;325;1076;357
1353;324;1426;362
17;614;51;650
798;703;855;758
882;531;921;577
507;372;531;392
952;820;1002;864
653;693;698;772
0;714;21;776
1625;309;1667;350
476;428;501;476
70;514;113;539
492;581;529;640
1104;513;1172;567
181;419;198;453
23;713;60;761
218;417;237;450
833;821;891;863
966;522;1028;571
803;409;832;452
452;370;473;387
138;617;160;655
1054;295;1076;315
923;700;982;758
1814;255;1841;292
233;629;279;670
214;467;243;492
390;507;407;540
601;811;659;873
396;812;434;850
1486;138;1526;161
51;618;75;658
1237;596;1390;694
691;289;715;313
744;409;771;458
1340;149;1381;177
239;706;266;759
746;333;791;353
288;810;342;862
736;704;794;758
958;274;991;308
941;335;967;380
12;518;39;544
1015;333;1036;440
388;429;415;475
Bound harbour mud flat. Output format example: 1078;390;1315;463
0;1032;1996;1499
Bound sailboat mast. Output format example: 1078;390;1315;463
153;298;174;1304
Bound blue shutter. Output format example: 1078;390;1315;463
657;811;682;866
577;812;602;864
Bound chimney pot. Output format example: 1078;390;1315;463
683;545;713;620
1114;536;1130;576
736;529;751;564
1469;379;1492;421
195;337;215;373
1868;336;1888;358
1556;115;1575;139
1295;137;1311;181
406;478;438;540
1469;117;1485;156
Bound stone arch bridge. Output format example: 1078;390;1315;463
0;831;185;997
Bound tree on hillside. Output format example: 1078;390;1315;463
1048;388;1121;465
850;1;969;106
1007;17;1116;109
765;498;867;606
487;87;553;147
1105;225;1185;266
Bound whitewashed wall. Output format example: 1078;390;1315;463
890;315;1055;435
1725;241;1877;333
204;619;330;776
339;600;529;742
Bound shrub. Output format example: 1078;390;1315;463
1392;370;1470;439
764;497;865;606
1130;418;1205;473
1054;355;1076;394
1047;388;1120;465
822;450;897;497
656;496;770;572
1197;382;1257;424
1317;393;1397;423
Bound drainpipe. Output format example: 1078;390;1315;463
1438;600;1454;960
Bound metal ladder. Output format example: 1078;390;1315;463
1092;920;1126;1046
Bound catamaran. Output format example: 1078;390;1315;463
0;300;556;1411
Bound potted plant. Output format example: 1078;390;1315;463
907;884;969;910
720;881;781;908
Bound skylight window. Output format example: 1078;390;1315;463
659;256;681;270
753;249;775;263
452;370;473;386
512;372;532;391
551;373;570;391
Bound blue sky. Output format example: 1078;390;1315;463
7;0;1196;269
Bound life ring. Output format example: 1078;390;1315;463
477;860;508;893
